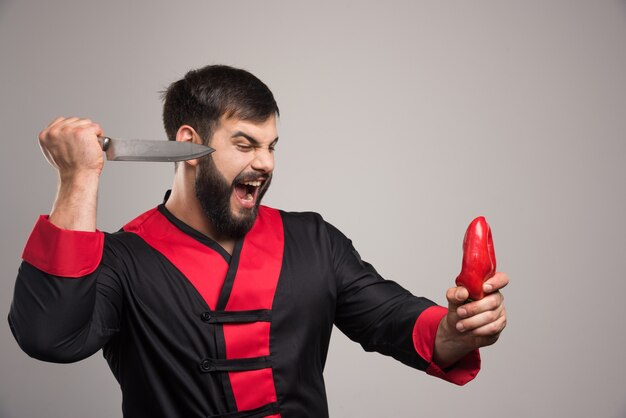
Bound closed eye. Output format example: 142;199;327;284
236;143;254;152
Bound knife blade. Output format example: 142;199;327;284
97;136;214;162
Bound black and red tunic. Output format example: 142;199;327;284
9;198;480;417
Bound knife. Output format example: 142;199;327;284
97;136;214;162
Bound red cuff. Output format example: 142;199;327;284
21;215;104;278
413;305;481;386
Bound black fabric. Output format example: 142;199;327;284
201;310;272;324
198;356;271;372
216;239;244;310
207;402;280;418
9;207;437;418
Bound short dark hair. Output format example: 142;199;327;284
161;65;279;144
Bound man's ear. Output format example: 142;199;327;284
175;125;202;143
176;125;203;167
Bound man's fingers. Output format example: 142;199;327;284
44;118;102;144
456;301;504;331
465;311;507;338
56;118;97;135
40;117;67;143
446;286;469;310
47;116;67;128
48;116;81;131
483;272;509;294
457;291;503;318
47;117;94;131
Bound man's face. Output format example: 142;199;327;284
195;115;278;238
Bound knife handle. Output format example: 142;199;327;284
97;136;111;151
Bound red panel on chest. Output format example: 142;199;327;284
225;207;284;413
123;208;228;310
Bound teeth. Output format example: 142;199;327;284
243;181;262;187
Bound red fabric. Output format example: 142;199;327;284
228;368;277;411
224;206;284;412
21;215;104;278
225;207;284;311
223;322;270;359
123;208;228;309
412;305;481;386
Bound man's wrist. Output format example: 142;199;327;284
432;316;474;369
58;168;101;186
50;171;100;231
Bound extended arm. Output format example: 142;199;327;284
329;219;509;385
329;221;480;383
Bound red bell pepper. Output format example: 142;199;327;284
455;216;496;300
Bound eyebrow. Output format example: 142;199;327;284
231;131;279;147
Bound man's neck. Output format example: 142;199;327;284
165;184;236;256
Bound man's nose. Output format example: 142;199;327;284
251;148;274;173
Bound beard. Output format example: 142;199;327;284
195;156;272;239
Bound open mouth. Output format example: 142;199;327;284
233;179;264;209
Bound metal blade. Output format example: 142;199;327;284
98;137;214;162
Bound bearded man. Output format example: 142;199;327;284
9;65;508;418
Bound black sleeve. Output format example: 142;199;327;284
8;236;123;363
328;221;437;371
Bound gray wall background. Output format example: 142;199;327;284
1;1;625;417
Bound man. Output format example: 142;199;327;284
9;65;508;417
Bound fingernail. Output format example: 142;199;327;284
456;322;465;332
484;283;493;292
458;308;467;318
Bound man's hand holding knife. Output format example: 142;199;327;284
38;116;213;231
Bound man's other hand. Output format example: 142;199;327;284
433;272;509;368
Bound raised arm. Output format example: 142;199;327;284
39;116;104;231
9;117;122;363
